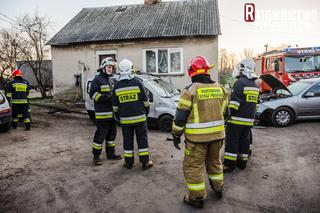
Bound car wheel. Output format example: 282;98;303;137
158;114;173;132
0;122;11;133
271;107;294;127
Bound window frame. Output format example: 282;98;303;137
305;83;320;97
142;47;184;75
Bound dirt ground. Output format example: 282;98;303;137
0;107;319;213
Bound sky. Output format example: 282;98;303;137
0;0;319;55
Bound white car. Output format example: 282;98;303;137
85;74;180;132
0;90;11;132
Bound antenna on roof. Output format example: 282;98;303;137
116;6;127;12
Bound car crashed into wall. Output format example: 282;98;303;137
256;74;320;127
85;74;180;132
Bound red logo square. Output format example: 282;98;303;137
244;3;255;22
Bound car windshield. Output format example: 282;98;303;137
148;79;179;97
285;55;320;73
288;81;312;95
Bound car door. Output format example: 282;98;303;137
144;85;155;119
298;83;320;116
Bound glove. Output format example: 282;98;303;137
172;135;181;150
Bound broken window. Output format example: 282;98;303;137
143;48;183;75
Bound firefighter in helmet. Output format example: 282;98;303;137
6;69;31;130
112;59;153;170
171;56;228;208
223;59;259;171
89;57;122;166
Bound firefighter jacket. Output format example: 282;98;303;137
227;75;259;126
5;77;30;104
112;77;150;126
90;72;114;121
172;75;228;143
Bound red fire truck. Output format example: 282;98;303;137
255;47;320;92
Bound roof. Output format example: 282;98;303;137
48;0;221;46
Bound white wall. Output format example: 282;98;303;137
51;36;219;98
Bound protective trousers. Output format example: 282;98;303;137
92;120;117;157
183;140;224;200
224;124;251;168
249;128;253;156
11;104;31;128
121;122;149;166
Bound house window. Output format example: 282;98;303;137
143;48;183;75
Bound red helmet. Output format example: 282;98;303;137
188;56;214;77
12;69;23;78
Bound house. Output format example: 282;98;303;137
17;60;53;90
48;0;221;99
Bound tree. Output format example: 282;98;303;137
241;48;254;59
219;49;239;73
219;49;228;73
16;13;51;98
0;30;22;89
228;53;239;71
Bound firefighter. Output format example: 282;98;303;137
112;59;153;170
90;57;122;166
171;56;228;208
5;69;31;131
224;59;259;171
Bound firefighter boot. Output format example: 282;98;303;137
93;155;102;166
183;195;204;209
237;160;247;170
209;181;224;199
142;160;154;170
25;122;31;131
223;164;235;173
11;122;17;129
213;186;223;199
123;162;133;169
106;146;122;160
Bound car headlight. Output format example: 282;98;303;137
257;103;269;113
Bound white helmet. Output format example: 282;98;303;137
237;59;257;79
118;59;133;76
100;57;116;69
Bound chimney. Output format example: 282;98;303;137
144;0;162;5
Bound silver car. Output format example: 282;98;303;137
257;74;320;127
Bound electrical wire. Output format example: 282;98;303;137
0;12;16;22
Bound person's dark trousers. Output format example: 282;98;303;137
92;120;117;157
224;124;251;169
104;120;118;158
11;104;31;130
121;122;149;166
248;128;253;157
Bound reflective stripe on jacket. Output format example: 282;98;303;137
172;81;228;143
89;72;114;120
112;77;149;126
6;77;30;104
227;75;259;126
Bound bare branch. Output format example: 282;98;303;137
15;12;52;98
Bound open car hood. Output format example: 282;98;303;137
260;74;292;95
